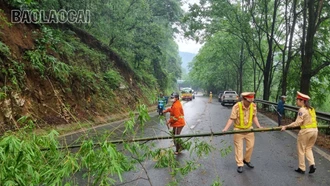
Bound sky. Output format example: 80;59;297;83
175;36;203;54
175;0;203;54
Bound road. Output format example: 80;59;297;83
62;94;330;186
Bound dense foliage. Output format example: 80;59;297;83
40;0;184;93
0;0;186;128
183;0;330;111
0;105;226;185
3;0;185;95
1;0;330;185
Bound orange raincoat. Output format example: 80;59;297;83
164;100;185;127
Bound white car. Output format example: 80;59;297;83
221;91;239;106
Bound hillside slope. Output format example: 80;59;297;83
0;3;151;133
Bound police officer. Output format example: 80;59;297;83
222;92;263;173
163;93;185;154
208;91;213;103
281;91;318;174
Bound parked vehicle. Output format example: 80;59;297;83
221;91;239;106
218;92;223;102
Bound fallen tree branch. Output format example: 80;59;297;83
45;125;330;151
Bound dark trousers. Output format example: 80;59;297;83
173;126;184;152
278;114;284;126
278;115;282;126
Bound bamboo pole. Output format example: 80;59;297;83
53;125;329;150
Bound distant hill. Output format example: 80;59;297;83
179;52;196;72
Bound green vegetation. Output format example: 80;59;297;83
0;0;185;129
0;105;230;185
1;0;330;185
0;2;191;183
0;41;10;56
183;0;330;112
26;0;184;95
0;41;26;90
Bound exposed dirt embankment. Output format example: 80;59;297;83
0;3;149;133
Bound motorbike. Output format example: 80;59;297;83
157;99;165;115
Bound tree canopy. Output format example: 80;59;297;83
183;0;330;110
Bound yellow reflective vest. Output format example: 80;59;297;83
300;107;317;129
234;102;254;129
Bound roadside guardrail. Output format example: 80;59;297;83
255;99;330;123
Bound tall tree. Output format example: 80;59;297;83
275;0;299;97
183;0;283;100
300;0;330;94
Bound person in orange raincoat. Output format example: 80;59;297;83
163;93;185;154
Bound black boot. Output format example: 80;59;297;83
243;160;254;168
309;165;316;174
237;166;243;173
295;168;305;174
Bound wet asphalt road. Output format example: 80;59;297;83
62;94;330;186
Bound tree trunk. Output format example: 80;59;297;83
281;0;298;96
239;42;244;94
262;0;279;101
263;54;272;101
300;0;319;94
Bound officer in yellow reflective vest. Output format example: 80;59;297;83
281;91;318;174
208;91;213;103
222;92;263;173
